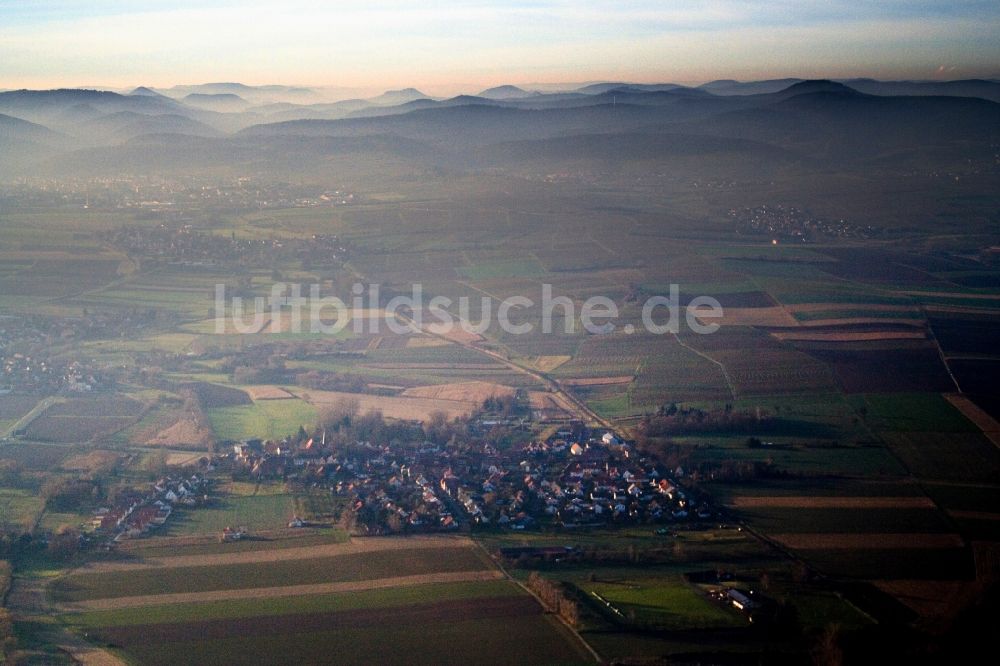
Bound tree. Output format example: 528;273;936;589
47;526;81;560
320;396;360;430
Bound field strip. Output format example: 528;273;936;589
902;290;1000;301
670;332;736;400
789;303;921;313
78;536;474;573
796;318;925;327
57;639;128;666
770;330;927;342
562;376;634;387
770;533;965;550
60;570;504;611
948;510;1000;521
3;395;60;438
729;496;937;509
943;394;1000;448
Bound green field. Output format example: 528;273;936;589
854;393;978;433
0;487;46;530
65;579;521;628
207;398;318;441
163;493;297;535
583;578;744;630
52;546;494;601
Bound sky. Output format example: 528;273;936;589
1;0;999;95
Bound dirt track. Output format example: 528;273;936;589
61;569;504;611
78;535;475;574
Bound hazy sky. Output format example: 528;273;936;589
2;0;998;94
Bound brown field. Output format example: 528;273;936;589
696;306;799;327
402;381;515;402
136;398;214;449
61;450;121;472
770;533;965;550
421;321;484;344
244;385;295;400
291;388;476;421
528;391;577;419
562;376;633;387
366;362;504;370
405;336;451;348
531;355;571;372
874;579;982;620
729;496;937;509
164;451;204;466
143;417;214;449
66;571;504;611
78;535;476;574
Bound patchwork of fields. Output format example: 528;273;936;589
53;537;591;665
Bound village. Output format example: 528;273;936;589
226;422;714;535
90;474;210;543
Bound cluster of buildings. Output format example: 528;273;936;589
102;224;348;268
1;353;107;394
225;425;713;533
730;204;875;241
0;177;356;212
90;474;208;542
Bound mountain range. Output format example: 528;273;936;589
1;78;997;178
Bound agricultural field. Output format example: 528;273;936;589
161;492;298;536
19;395;144;443
1;133;999;663
0;487;45;530
51;536;588;665
286;388;477;422
581;578;744;630
207;398;317;442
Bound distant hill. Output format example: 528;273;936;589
161;83;320;104
478;85;532;100
369;88;430;105
0;112;61;144
769;79;861;99
0;89;181;126
840;78;1000;103
182;92;250;111
348;95;499;119
0;113;65;173
79;111;222;143
698;78;804;95
576;82;686;95
129;86;168;98
5;78;998;179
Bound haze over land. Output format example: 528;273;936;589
2;2;1000;665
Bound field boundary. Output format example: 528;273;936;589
58;570;504;611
